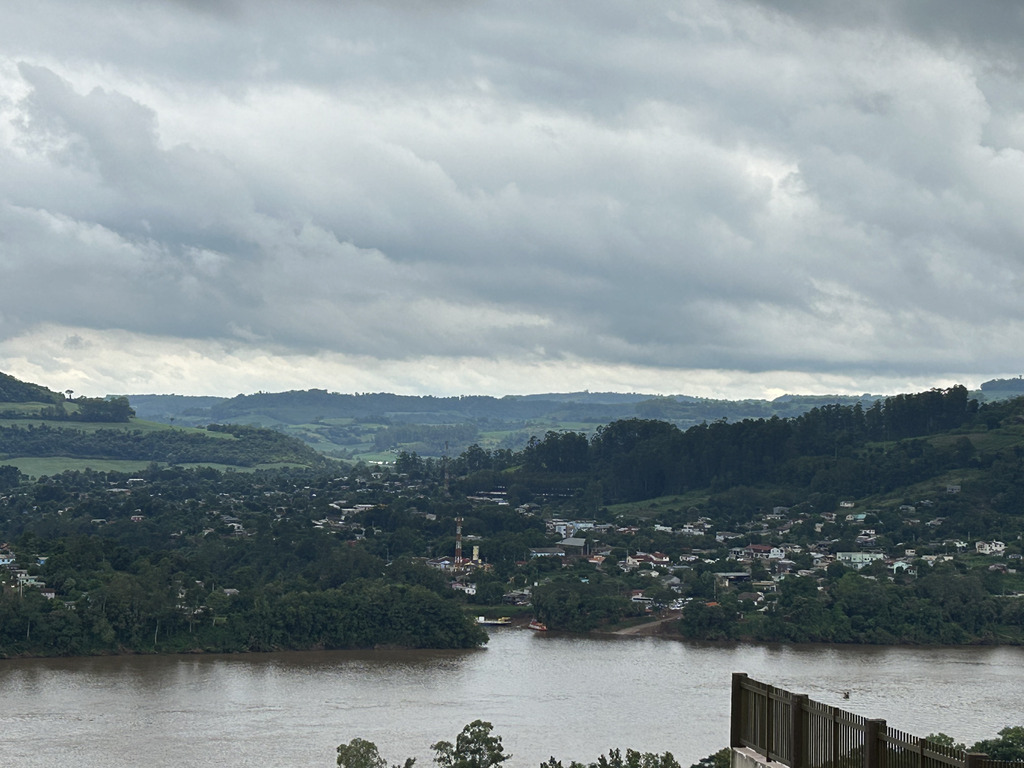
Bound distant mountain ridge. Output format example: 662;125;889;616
127;388;887;424
5;370;1008;465
124;388;891;460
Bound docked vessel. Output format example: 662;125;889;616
476;616;513;626
528;619;548;631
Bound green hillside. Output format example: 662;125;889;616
0;372;64;419
0;371;64;405
0;373;327;473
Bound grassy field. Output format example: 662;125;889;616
930;424;1024;453
606;492;711;519
0;403;53;416
4;457;159;477
350;451;398;463
0;415;310;477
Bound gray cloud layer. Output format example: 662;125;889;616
2;0;1023;396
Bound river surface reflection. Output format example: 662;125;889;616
1;630;1022;768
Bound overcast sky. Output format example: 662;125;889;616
2;0;1023;400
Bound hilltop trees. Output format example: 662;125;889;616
0;371;64;404
69;396;134;422
507;385;984;504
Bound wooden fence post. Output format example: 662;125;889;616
965;753;987;768
731;672;748;748
791;694;807;768
865;719;886;768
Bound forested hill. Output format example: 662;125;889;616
0;371;63;405
0;372;132;423
504;384;986;505
980;377;1024;395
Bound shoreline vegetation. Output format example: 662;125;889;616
3;616;1016;662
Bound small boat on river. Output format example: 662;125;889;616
476;616;513;626
528;619;548;631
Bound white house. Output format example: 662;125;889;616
836;552;886;569
744;544;785;560
976;540;1006;555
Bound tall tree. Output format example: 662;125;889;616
432;721;510;768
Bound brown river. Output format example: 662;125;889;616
1;629;1022;768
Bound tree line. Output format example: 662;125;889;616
0;577;484;657
442;385;985;504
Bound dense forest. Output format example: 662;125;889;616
1;573;484;656
449;385;985;505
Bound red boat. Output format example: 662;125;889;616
528;619;548;631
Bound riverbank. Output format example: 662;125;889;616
604;611;684;636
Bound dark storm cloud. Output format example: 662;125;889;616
756;0;1024;51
